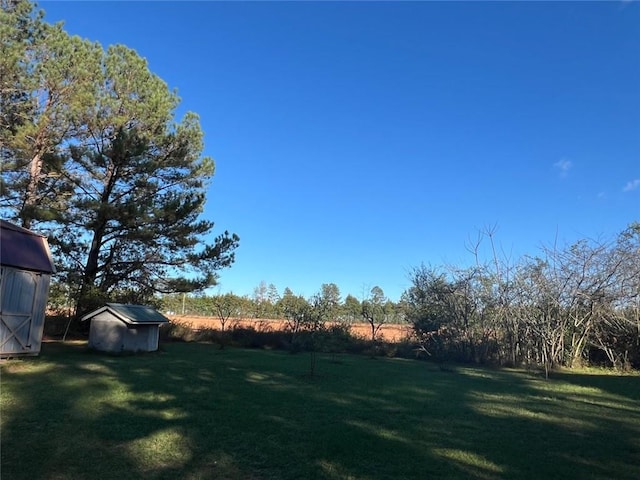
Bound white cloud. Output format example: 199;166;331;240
553;159;572;177
623;179;640;192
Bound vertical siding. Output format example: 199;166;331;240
88;315;126;352
29;273;49;354
0;266;50;356
149;326;159;352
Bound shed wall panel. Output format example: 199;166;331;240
88;316;125;352
27;272;49;354
0;266;50;356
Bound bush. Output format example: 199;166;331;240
160;322;198;342
230;327;286;350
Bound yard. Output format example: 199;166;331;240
1;341;639;479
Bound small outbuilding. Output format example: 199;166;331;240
0;220;56;357
82;303;169;353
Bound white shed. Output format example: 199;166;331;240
82;303;169;353
0;220;56;357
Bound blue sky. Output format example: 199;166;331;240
40;1;639;301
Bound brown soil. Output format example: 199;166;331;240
166;315;413;343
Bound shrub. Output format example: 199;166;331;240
160;322;197;342
158;319;428;363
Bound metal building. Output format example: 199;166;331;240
82;303;169;353
0;220;56;357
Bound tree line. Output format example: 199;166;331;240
162;221;640;373
160;282;404;340
1;0;239;318
160;282;404;376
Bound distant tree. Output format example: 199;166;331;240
235;295;254;319
211;293;242;332
211;293;243;349
252;281;271;318
253;281;268;303
384;300;402;324
278;288;311;345
301;284;342;376
361;286;387;344
342;294;361;324
267;283;281;318
160;293;185;315
267;283;280;305
318;283;341;322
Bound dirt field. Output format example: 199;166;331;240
167;315;414;343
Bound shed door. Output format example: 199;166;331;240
0;267;39;353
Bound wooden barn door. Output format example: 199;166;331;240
0;267;40;355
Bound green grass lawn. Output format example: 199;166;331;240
1;342;639;480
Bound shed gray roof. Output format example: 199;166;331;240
81;303;169;325
0;220;56;274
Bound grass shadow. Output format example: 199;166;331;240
1;342;639;479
